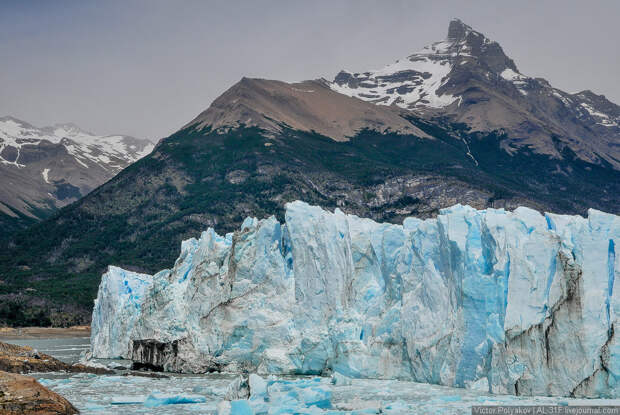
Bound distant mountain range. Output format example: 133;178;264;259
0;19;618;326
0;116;153;231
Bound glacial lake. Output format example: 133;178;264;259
3;336;620;414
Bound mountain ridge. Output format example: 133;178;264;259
330;19;620;169
183;78;430;141
0;116;154;230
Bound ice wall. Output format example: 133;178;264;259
90;201;620;397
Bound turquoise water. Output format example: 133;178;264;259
4;336;620;414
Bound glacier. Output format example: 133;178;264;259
90;201;620;398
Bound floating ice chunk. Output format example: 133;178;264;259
351;409;381;415
192;385;217;394
110;395;146;405
331;372;353;386
249;374;267;397
383;400;411;413
217;400;232;415
225;376;250;400
143;392;207;407
230;400;253;415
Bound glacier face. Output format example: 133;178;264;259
90;201;620;397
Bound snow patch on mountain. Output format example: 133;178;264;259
331;54;457;109
500;68;531;95
580;102;618;127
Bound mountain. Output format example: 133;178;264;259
186;77;430;141
0;20;618;327
0;116;154;232
331;19;620;169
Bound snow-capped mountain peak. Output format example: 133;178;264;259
0;116;153;169
330;19;620;170
0;116;154;221
330;19;522;111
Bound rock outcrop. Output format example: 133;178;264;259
0;341;69;373
0;371;78;415
0;341;111;375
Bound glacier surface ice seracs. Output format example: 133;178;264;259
90;201;620;397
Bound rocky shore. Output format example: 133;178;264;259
0;371;78;415
0;340;111;414
0;341;110;375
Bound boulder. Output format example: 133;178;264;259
0;371;79;415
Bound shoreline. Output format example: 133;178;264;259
0;326;91;339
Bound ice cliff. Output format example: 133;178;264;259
90;201;620;397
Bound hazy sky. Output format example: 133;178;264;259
1;0;619;141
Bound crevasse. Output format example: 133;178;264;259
90;201;620;397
